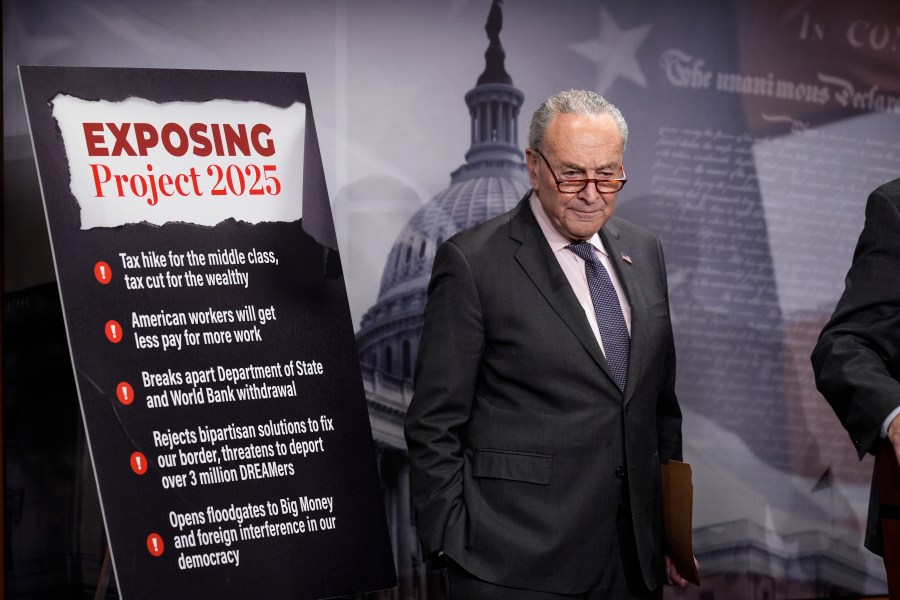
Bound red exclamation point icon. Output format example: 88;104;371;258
116;382;134;405
94;261;112;284
130;451;148;475
105;320;123;343
147;533;164;557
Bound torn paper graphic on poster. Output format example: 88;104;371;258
50;95;306;229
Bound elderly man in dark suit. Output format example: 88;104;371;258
405;90;691;599
812;177;900;559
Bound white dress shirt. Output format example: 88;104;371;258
529;192;632;358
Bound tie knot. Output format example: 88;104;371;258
567;241;599;264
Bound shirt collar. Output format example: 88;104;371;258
529;191;608;257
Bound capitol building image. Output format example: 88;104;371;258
354;2;529;598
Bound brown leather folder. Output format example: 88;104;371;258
660;460;701;586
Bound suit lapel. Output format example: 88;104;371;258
600;221;647;402
508;197;615;385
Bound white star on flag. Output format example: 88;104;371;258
569;8;652;94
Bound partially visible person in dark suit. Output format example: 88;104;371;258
812;176;900;558
405;89;693;599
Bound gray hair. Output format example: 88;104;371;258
527;89;628;151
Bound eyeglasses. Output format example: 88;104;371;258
535;150;627;194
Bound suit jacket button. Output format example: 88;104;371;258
615;465;626;478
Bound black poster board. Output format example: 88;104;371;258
20;66;396;600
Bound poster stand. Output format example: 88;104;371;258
20;66;396;600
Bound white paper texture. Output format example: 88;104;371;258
51;94;306;229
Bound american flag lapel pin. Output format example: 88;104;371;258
621;253;632;265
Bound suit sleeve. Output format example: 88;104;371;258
404;240;485;558
654;236;683;464
811;186;900;459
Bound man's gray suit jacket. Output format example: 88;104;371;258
405;194;683;594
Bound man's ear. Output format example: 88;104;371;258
525;148;540;190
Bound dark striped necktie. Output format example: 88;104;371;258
567;241;630;391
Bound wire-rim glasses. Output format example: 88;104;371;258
536;150;627;194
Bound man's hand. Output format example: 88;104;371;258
889;413;900;467
665;554;699;587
